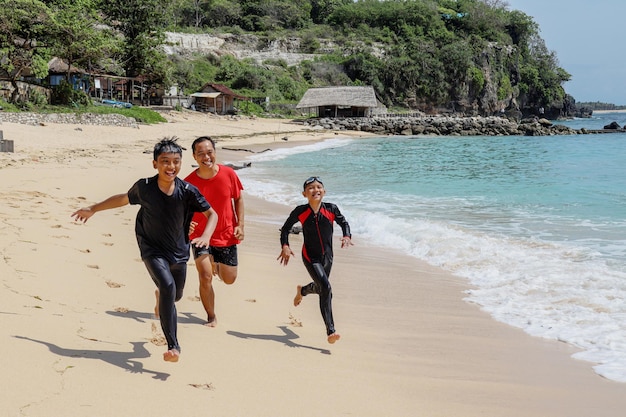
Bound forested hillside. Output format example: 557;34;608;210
1;0;583;117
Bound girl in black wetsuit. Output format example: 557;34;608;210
277;176;352;344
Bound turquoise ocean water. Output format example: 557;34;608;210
236;112;626;382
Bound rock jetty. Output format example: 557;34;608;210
301;116;597;136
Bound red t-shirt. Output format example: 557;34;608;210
185;165;243;247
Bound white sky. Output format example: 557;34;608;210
505;0;626;105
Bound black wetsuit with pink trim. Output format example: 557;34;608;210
280;202;351;336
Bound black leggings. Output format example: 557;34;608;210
301;255;335;336
143;257;187;352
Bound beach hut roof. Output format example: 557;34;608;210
199;83;247;100
190;92;221;98
296;86;378;109
48;57;85;74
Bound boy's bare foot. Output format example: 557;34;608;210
163;349;180;362
327;333;341;344
154;289;159;318
205;315;217;328
293;285;303;306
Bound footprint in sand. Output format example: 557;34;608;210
189;383;215;391
105;280;124;288
87;264;99;269
289;313;303;327
150;322;166;346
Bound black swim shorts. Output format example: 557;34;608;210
192;244;238;267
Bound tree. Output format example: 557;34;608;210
98;0;169;79
205;0;243;28
0;0;53;103
310;0;352;24
48;0;116;78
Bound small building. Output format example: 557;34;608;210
47;57;90;92
189;83;247;114
296;86;385;117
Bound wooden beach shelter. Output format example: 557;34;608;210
296;86;384;117
190;83;247;114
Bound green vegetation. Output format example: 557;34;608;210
82;105;168;124
0;97;166;123
0;0;576;116
0;99;20;112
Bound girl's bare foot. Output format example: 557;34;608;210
163;349;180;362
205;315;217;328
293;285;303;306
327;333;341;344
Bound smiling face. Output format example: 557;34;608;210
153;152;182;182
302;180;326;204
192;138;217;173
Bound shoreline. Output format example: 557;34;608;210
1;113;625;416
591;109;626;114
0;108;601;139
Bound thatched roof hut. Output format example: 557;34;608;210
296;86;385;117
47;57;85;75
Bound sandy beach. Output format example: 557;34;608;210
1;110;625;417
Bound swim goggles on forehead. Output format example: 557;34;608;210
303;176;324;189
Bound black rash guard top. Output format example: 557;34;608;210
280;202;351;263
128;175;211;264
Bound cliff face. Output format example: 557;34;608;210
165;32;318;66
165;32;584;118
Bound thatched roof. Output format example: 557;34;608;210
296;86;378;109
48;57;84;74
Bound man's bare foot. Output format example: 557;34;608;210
293;285;303;306
327;333;341;344
154;289;159;318
204;315;217;328
163;349;180;362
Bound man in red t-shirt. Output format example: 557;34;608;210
185;136;244;327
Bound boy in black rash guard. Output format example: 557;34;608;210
277;176;353;344
71;137;218;363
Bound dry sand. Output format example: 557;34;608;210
1;111;625;417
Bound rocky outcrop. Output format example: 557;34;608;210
301;116;580;136
163;32;591;120
0;112;139;127
164;32;385;66
604;121;621;129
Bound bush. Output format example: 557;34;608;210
238;101;265;116
50;81;91;107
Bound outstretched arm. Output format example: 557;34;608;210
278;207;301;266
71;193;129;223
191;207;218;248
277;244;295;266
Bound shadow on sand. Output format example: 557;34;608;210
14;335;170;380
227;326;331;355
106;309;206;326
